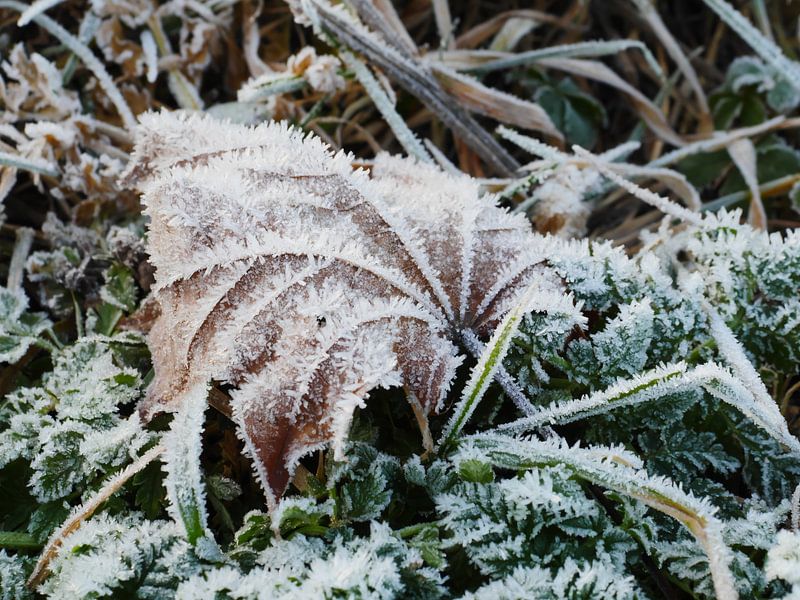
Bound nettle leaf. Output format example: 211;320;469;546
124;111;552;514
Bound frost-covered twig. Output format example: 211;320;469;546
7;227;33;291
0;151;58;178
339;50;433;163
28;443;165;589
573;145;704;225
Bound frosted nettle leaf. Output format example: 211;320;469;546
592;298;654;379
0;286;52;363
463;560;641;600
41;513;196;600
43;337;142;424
124;111;550;512
30;420;90;502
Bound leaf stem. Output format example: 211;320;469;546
0;531;42;551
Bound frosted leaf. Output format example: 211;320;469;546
79;414;154;469
0;550;33;600
462;434;739;599
176;521;443;600
43;337;142;423
591;299;654;377
287;47;344;93
40;513;196;599
0;286;52;364
0;413;51;469
0;335;148;502
462;559;641;600
766;530;800;586
124;111;549;511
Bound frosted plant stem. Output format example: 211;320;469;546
464;40;664;81
438;284;539;451
408;391;434;453
16;0;64;26
140;29;158;84
792;483;800;531
147;14;203;110
649;116;794;168
751;0;774;41
62;10;100;85
431;0;454;49
632;0;710;120
339;49;433;164
7;227;33;290
460;329;535;416
497;125;569;161
701;301;800;455
238;74;307;102
573;145;704;225
498;361;799;454
0;151;58;177
0;0;136;130
27;443;165;589
424;138;460;175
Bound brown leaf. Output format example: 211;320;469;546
124;111;549;509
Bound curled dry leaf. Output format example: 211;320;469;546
123;111;553;510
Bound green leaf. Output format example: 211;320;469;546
534;76;606;148
677;150;731;189
712;93;743;129
0;531;41;550
277;500;331;538
100;264;138;313
89;303;123;337
133;461;166;520
27;501;69;544
234;511;273;552
405;525;445;568
458;459;494;484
